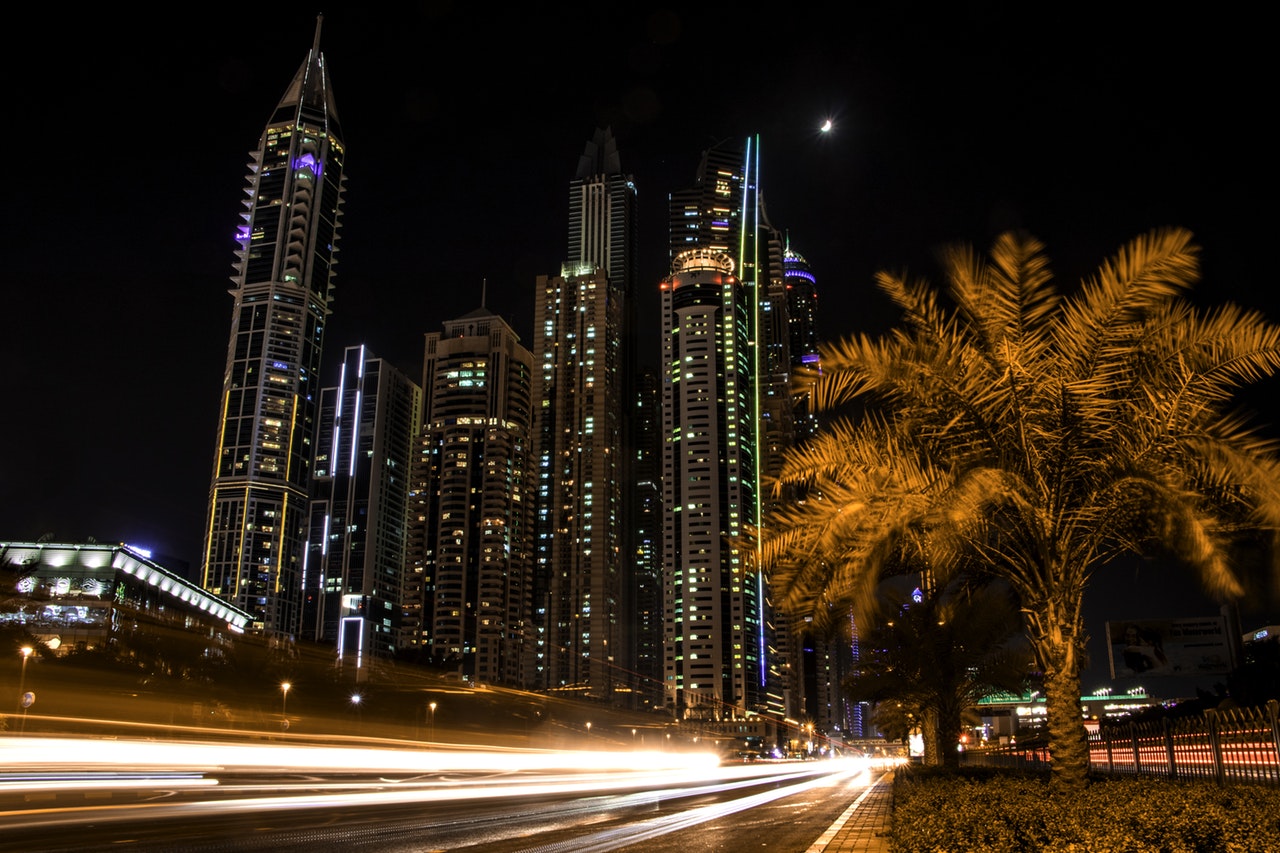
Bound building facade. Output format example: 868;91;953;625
407;308;535;688
629;368;664;710
200;19;346;640
302;345;421;672
1;541;251;657
531;129;638;703
660;137;769;721
783;240;821;442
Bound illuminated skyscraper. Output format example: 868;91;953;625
302;345;421;671
532;128;637;701
660;137;767;719
783;240;820;442
757;202;792;479
409;308;535;688
200;18;346;639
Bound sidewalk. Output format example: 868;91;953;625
805;769;894;853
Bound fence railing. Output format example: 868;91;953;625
964;698;1280;787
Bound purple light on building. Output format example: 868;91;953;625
294;153;321;178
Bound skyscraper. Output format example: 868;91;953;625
629;368;664;710
756;201;798;723
783;240;820;443
532;128;637;701
302;345;421;671
778;243;862;738
660;136;768;719
757;200;793;482
200;18;346;639
408;308;535;688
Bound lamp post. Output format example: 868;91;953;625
280;682;291;731
350;693;362;734
428;701;437;742
17;646;33;734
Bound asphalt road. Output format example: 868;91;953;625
0;737;890;852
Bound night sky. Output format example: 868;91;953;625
3;5;1272;692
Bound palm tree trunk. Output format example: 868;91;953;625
921;709;941;766
1026;590;1091;789
938;701;963;770
1044;660;1089;788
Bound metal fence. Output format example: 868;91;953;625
1090;698;1280;786
965;698;1280;787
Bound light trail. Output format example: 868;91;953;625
0;736;721;775
0;772;218;793
0;735;876;838
508;763;874;853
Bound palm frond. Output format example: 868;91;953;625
760;226;1280;786
944;231;1059;366
1054;227;1200;384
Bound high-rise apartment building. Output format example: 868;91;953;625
532;128;637;702
302;346;421;671
757;202;793;481
660;136;770;719
660;246;764;719
629;368;664;710
566;128;638;300
779;245;863;738
200;19;346;639
408;308;535;688
783;241;820;442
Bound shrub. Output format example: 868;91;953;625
891;767;1280;852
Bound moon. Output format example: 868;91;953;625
820;119;833;133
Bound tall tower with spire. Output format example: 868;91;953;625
200;17;346;640
531;128;638;702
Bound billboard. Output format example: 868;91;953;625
1105;616;1234;678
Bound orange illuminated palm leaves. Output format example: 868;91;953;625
762;227;1280;787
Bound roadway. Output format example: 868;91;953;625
0;735;898;852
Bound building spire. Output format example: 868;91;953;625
481;278;487;309
272;14;341;130
575;127;622;180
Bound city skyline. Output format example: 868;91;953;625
4;6;1272;692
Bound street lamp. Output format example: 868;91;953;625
17;646;33;734
428;701;437;742
350;693;362;734
280;682;291;730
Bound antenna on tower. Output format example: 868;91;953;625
313;14;324;54
481;278;487;309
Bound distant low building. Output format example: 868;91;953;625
1244;624;1280;648
0;541;251;657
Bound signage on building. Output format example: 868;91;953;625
1105;616;1233;678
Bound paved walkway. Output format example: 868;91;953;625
805;769;894;852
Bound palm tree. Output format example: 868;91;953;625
846;578;1031;768
762;228;1280;788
